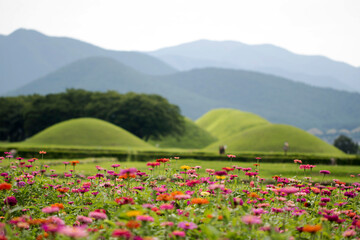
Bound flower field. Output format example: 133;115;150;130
0;152;359;239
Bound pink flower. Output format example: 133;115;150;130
160;204;174;210
76;216;93;224
178;221;197;230
59;226;88;238
89;211;107;220
278;187;298;195
320;170;331;175
42;206;59;214
242;215;262;225
172;230;186;237
161;222;174;227
136;215;154;222
342;230;356;237
112;229;132;239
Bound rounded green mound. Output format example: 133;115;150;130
206;124;344;155
24;118;153;148
150;118;217;149
196;108;270;139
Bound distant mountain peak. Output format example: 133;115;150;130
9;28;45;37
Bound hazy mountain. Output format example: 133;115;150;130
150;40;360;92
8;57;225;118
0;29;176;94
9;57;360;131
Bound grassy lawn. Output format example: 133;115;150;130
1;158;358;183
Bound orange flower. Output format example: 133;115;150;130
156;194;173;202
118;174;136;179
51;203;64;209
303;224;322;233
191;198;209;205
0;183;12;191
57;188;69;193
171;191;184;197
71;161;80;166
248;192;259;198
27;219;47;225
126;220;141;229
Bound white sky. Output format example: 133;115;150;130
0;0;359;67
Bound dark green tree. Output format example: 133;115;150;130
0;89;185;142
333;135;359;154
107;92;185;141
0;97;27;141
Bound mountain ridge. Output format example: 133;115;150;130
150;39;360;92
7;56;360;131
0;28;176;94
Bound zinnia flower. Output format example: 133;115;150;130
59;226;88;238
178;221;197;230
136;215;154;222
242;215;262;225
112;229;132;239
4;196;17;206
0;183;12;190
303;224;322;233
89;211;107;220
172;231;186;237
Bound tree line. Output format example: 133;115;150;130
0;89;185;142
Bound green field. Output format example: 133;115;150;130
206;124;345;155
196;109;343;155
21;118;154;149
196;108;270;139
2;158;357;183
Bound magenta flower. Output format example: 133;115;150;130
178;221;198;230
120;168;137;175
4;196;17;206
160;204;174;210
112;229;132;239
320;170;331;175
111;164;121;168
172;230;186;237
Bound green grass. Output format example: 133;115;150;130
149;118;217;149
206;124;345;155
196;108;270;139
4;158;357;183
21;118;154;149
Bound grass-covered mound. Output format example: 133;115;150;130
206;124;344;155
196;108;270;139
150;118;217;149
22;118;153;148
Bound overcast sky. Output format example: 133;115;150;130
1;0;359;67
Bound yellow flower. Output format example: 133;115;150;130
200;192;210;196
180;165;191;170
126;210;142;217
216;176;226;180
